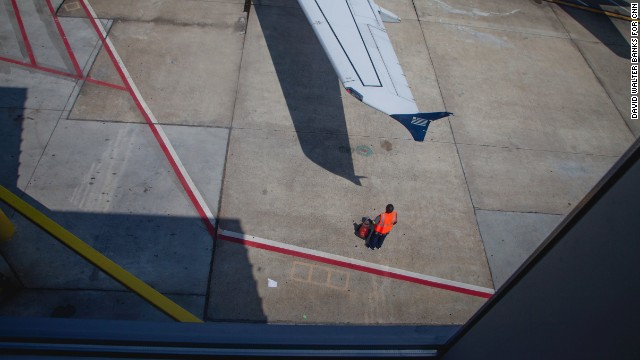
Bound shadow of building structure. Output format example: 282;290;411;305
556;0;630;59
0;86;266;322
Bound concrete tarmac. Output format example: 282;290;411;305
0;0;635;324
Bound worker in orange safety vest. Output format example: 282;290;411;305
368;204;397;250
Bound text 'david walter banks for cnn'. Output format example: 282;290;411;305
632;3;638;120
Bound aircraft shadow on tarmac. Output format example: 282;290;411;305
254;4;365;186
254;0;630;187
0;87;266;322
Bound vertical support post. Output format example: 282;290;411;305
0;209;15;242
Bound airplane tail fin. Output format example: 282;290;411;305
390;112;453;142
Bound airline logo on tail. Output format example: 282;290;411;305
391;112;451;142
411;117;431;127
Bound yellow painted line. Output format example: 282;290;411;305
0;208;15;242
0;185;203;323
543;0;635;22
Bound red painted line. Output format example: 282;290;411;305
86;77;127;91
45;0;83;77
218;234;492;299
0;55;79;78
0;55;125;91
78;0;217;239
0;56;31;67
30;64;77;78
10;0;37;66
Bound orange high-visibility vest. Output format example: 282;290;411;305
374;211;397;235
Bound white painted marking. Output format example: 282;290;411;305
433;0;520;17
82;0;215;227
219;229;495;295
268;278;278;288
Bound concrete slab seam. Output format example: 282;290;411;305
547;5;635;137
218;229;495;298
454;141;624;158
78;0;216;237
203;5;250;321
77;19;110;77
419;18;571;40
19;111;65;205
415;14;496;291
46;0;83;77
63;20;120;115
84;77;127;91
474;208;565;216
0;185;203;323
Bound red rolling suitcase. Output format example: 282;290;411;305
358;218;371;239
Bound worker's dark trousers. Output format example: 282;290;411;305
369;232;388;249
